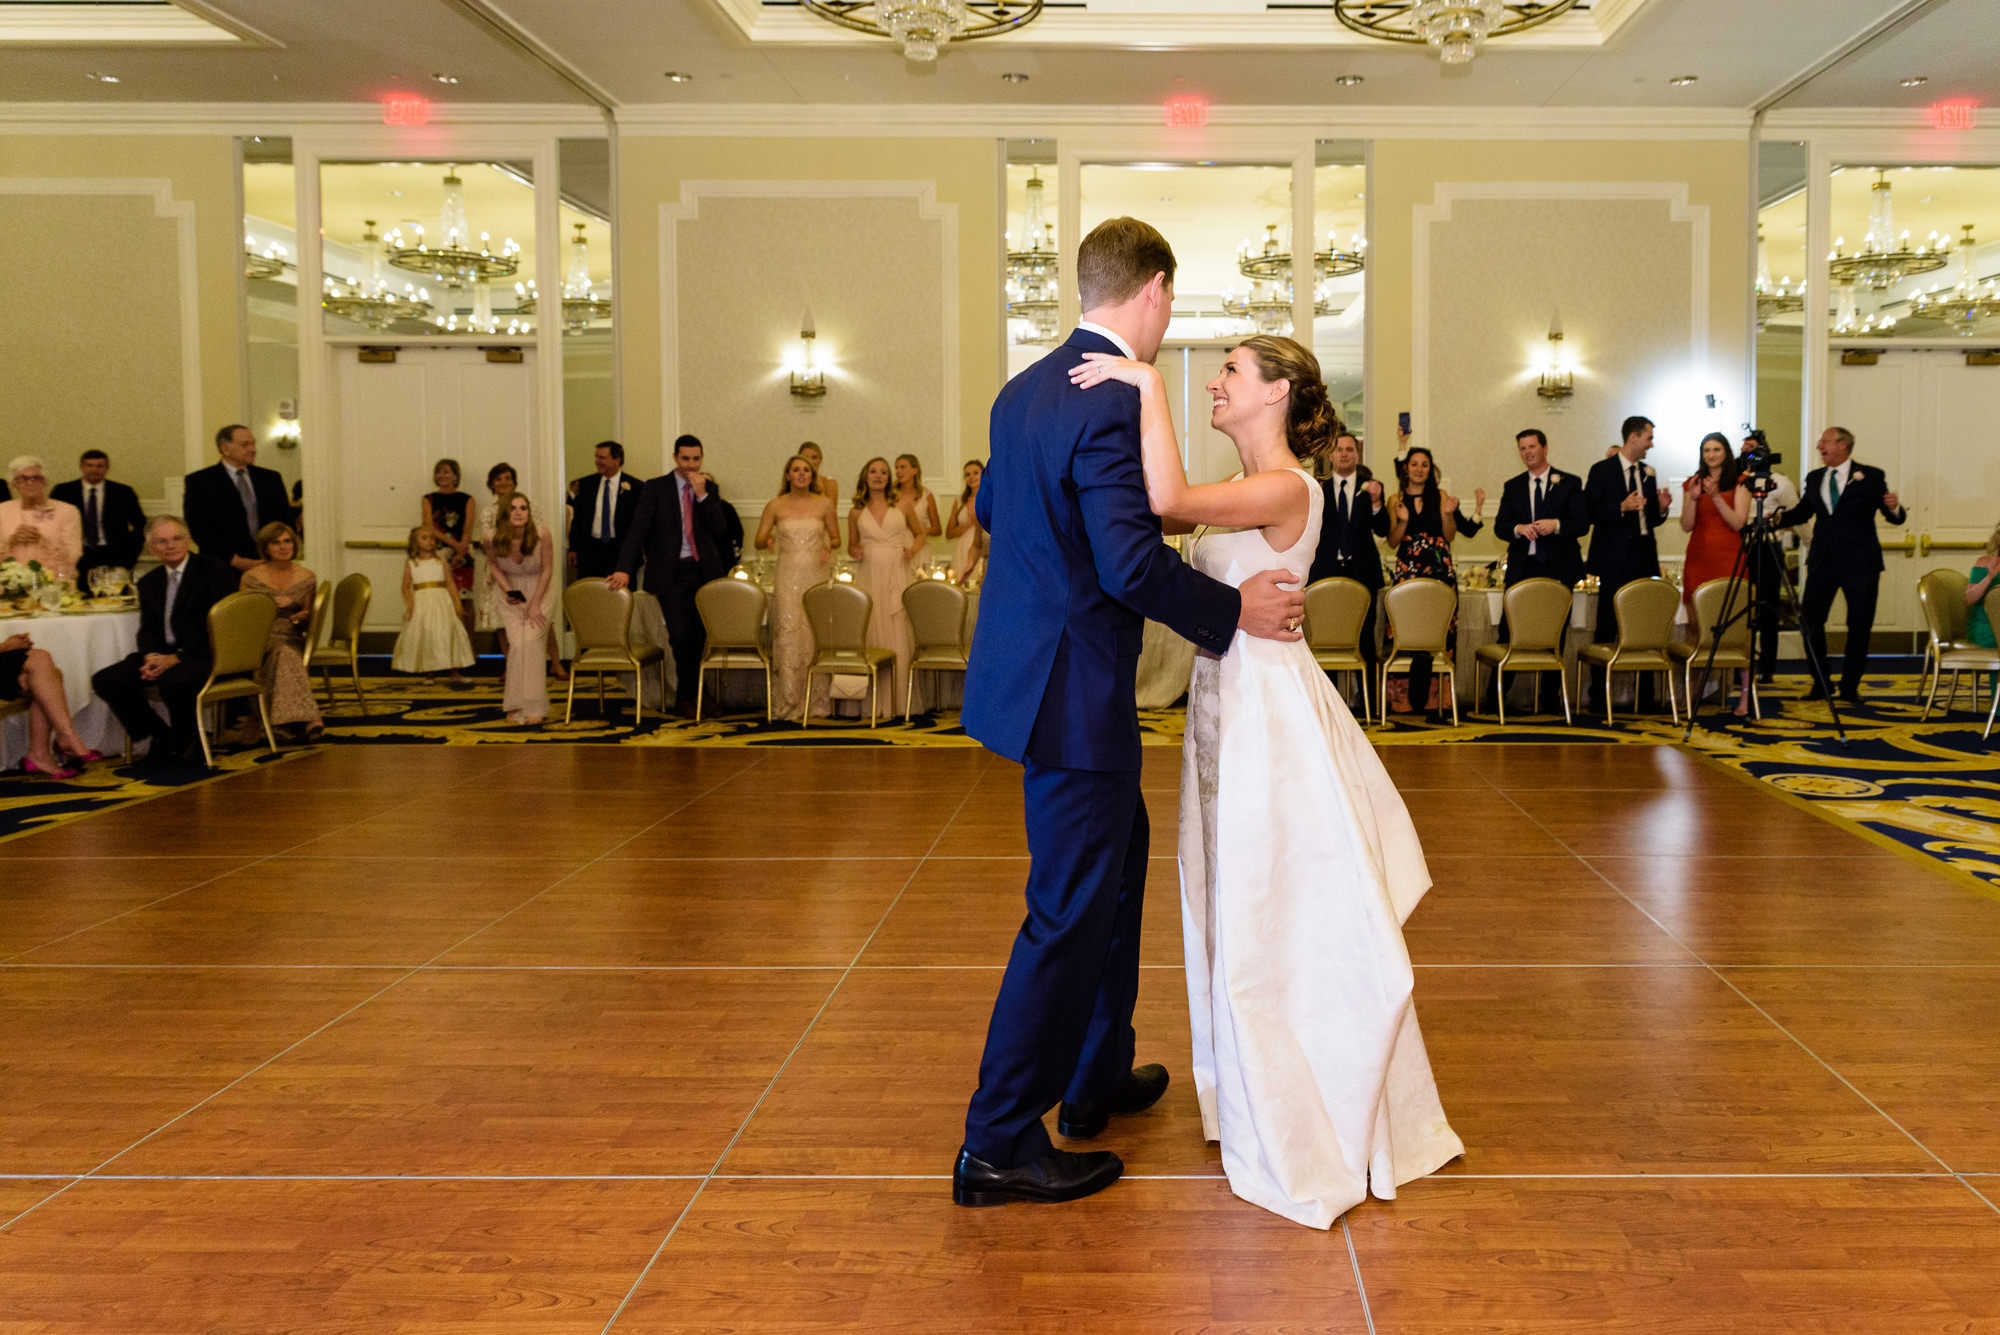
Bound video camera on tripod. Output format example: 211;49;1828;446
1738;426;1783;501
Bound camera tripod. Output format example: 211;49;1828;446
1679;487;1848;745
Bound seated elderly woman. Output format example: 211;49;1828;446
1;631;99;779
0;455;84;581
239;521;323;742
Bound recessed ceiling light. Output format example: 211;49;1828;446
664;71;694;83
387;190;404;198
1668;75;1698;87
1900;75;1928;87
85;71;119;83
1001;72;1029;83
431;73;459;84
1334;74;1364;86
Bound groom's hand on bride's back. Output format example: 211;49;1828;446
1238;569;1305;641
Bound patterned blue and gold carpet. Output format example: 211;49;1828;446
6;670;1998;899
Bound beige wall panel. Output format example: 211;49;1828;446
616;137;1000;483
564;337;616;484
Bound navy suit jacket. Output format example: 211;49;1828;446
1306;472;1390;588
1778;462;1906;575
184;462;291;563
53;477;146;568
1583;454;1670;583
1493;468;1589;587
962;329;1240;771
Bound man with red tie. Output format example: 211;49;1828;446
609;434;735;718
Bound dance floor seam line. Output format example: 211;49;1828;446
1342;1217;1380;1335
595;751;999;1335
1;1170;1985;1182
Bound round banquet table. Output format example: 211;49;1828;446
0;607;140;768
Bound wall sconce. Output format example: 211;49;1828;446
272;397;301;448
790;309;827;398
1536;310;1573;410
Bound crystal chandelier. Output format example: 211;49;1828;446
1831;281;1896;337
1908;225;2000;335
1004;172;1059;344
432;281;530;336
387;166;521;289
800;0;1042;62
1753;227;1804;330
516;223;613;335
1236;222;1366;287
1827;171;1949;291
1333;0;1581;65
321;219;432;331
243;236;286;280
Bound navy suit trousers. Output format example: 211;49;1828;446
963;759;1150;1168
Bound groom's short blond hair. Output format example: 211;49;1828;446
1077;217;1176;311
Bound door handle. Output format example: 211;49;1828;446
1884;533;1919;558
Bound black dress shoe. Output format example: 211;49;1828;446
952;1145;1122;1207
1057;1063;1169;1139
1801;683;1827;702
1837;688;1865;707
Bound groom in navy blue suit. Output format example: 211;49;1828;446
954;218;1307;1207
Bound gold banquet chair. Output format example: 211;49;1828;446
1926;582;2000;734
1379;578;1458;727
902;579;970;718
192;590;281;768
564;579;668;724
310;572;371;714
1918;568;1976;718
801;581;894;728
1473;577;1573;726
1576;577;1682;726
1302;577;1373;719
694;578;771;721
1980;586;2000;742
1669;578;1759;720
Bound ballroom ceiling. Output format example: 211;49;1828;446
0;0;1993;111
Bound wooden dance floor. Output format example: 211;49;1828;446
3;743;1999;1331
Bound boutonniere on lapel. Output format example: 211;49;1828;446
1641;464;1656;480
1547;471;1562;485
618;479;632;492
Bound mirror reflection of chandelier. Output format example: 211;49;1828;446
1827;171;1949;291
1235;222;1366;287
800;0;1042;62
1005;172;1059;344
432;281;530;336
387;166;522;290
321;220;433;331
1908;225;2000;335
516;223;613;335
243;235;286;280
1753;227;1804;330
1831;281;1896;337
1333;0;1581;65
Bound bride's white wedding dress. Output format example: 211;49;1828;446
1181;467;1463;1229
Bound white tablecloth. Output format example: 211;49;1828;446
1;609;139;766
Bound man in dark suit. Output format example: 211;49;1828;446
608;434;734;718
1306;430;1390;692
955;217;1302;1209
91;516;233;765
566;440;640;580
1777;425;1906;704
53;449;146;582
183;424;291;572
1494;428;1588;588
1584;415;1672;707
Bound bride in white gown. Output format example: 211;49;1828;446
1070;334;1462;1230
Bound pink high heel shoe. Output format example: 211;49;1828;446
65;748;104;765
23;757;80;781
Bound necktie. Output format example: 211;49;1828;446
1337;479;1349;524
1828;469;1843;509
85;486;101;546
1628;464;1649;537
597;478;613;541
234;467;259;534
163;565;182;647
1529;476;1543;555
680;478;699;561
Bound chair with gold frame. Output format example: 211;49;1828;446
801;581;894;727
1473;577;1573;725
191;591;281;768
1302;577;1374;719
1918;568;1976;718
1576;576;1682;726
901;579;969;718
693;578;771;721
563;579;668;724
1668;577;1758;720
311;572;371;714
1379;578;1459;727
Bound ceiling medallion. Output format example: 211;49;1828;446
801;0;1043;62
1333;0;1581;65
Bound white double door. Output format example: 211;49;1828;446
328;346;542;631
1827;348;2000;643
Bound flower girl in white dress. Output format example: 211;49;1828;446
1070;334;1462;1230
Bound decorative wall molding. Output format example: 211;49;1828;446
0;176;203;469
1410;181;1710;449
657;179;961;468
0;101;605;136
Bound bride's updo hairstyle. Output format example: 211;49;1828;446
1233;335;1337;464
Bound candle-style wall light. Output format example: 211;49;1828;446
790;309;827;398
1536;309;1573;409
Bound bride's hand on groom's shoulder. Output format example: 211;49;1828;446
1068;353;1159;395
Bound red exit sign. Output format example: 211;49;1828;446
1930;99;1978;130
1164;95;1209;128
381;95;432;126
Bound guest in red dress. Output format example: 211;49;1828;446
1679;432;1753;715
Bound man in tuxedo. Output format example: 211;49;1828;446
1494;428;1588;588
1584;415;1672;707
1777;425;1906;704
91;516;233;765
608;434;734;718
53;449;146;582
184;425;291;572
566;440;640;580
1306;430;1389;691
956;217;1302;1209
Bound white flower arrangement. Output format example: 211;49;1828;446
0;557;52;596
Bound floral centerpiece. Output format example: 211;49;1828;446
0;557;53;609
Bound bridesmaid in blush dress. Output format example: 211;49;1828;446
1678;432;1751;713
946;460;987;587
487;493;553;725
757;454;840;718
848;456;925;716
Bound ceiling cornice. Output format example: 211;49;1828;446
0;101;607;135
